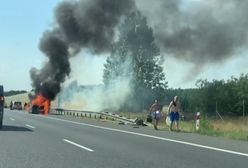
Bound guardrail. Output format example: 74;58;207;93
50;108;136;124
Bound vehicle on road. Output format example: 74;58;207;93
12;101;22;110
0;85;4;129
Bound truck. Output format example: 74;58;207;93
0;85;4;129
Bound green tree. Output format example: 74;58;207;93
103;11;167;111
4;90;27;97
163;73;248;117
194;74;248;116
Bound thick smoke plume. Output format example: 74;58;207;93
58;54;133;112
136;0;248;65
31;0;248;100
30;0;134;100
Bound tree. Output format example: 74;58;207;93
103;11;167;111
4;90;27;97
194;74;248;116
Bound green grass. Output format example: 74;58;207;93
117;112;248;141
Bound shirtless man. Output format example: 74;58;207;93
168;96;180;131
149;99;161;130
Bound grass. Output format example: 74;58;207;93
210;117;248;141
117;112;248;141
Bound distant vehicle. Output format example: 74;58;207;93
12;101;22;110
0;85;4;129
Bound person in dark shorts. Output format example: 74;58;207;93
168;96;180;132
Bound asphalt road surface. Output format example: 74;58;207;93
0;109;247;168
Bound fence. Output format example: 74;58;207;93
50;108;136;124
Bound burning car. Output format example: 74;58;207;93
30;94;50;115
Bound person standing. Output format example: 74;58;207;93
149;99;161;130
168;96;180;132
10;101;13;110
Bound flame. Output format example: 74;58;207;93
31;94;51;115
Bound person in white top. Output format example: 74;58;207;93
149;99;161;130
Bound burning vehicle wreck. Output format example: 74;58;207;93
29;0;135;116
30;94;50;115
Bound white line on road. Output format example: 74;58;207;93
63;139;94;152
9;117;15;121
25;124;36;129
37;115;248;157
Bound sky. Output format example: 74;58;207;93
0;0;62;91
1;0;248;91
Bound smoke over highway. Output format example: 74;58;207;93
31;0;248;103
30;0;134;100
136;0;248;64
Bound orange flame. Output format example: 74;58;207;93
31;94;51;115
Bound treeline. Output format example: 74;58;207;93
101;10;248;116
164;74;248;117
4;90;27;97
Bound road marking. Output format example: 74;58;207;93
9;117;15;121
63;139;94;152
36;115;248;157
25;124;35;129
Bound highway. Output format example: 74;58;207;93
0;109;247;168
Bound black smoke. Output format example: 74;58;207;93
30;0;134;100
30;30;70;100
136;0;248;64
